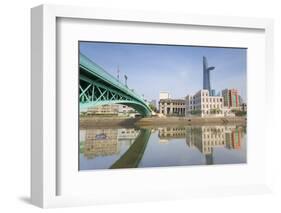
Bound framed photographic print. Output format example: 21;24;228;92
78;41;247;171
31;4;274;208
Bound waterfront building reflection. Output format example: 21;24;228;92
83;128;139;159
117;128;140;145
80;125;246;170
186;126;226;154
225;126;243;150
186;126;226;164
83;129;119;159
186;125;244;164
158;125;244;162
158;127;186;139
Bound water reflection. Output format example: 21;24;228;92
82;129;140;159
79;125;246;170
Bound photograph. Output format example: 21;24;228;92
79;41;247;170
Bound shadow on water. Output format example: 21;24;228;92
110;128;151;169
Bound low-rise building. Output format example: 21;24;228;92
222;88;240;109
159;99;186;116
86;104;119;115
159;91;171;100
118;104;136;114
185;89;224;117
85;104;136;116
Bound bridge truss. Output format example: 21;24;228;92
79;54;152;116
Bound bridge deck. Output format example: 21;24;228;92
80;53;145;103
79;53;152;116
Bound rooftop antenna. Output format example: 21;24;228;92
124;74;128;87
117;65;120;81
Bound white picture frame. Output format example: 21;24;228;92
31;4;274;208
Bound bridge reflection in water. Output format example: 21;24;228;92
79;125;246;170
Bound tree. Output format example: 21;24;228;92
149;104;157;112
210;108;222;114
231;109;247;116
190;109;202;115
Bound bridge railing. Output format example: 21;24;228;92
80;53;148;105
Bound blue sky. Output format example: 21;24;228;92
79;42;247;102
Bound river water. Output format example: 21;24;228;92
79;125;246;170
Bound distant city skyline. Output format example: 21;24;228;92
79;42;247;102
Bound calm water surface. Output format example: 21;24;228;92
79;125;247;170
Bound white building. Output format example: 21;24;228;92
118;104;136;114
159;91;171;100
159;99;186;116
185;90;224;117
86;104;119;115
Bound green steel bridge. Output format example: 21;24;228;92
79;53;152;116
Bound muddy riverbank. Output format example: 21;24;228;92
80;116;246;129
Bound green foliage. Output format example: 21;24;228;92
79;142;84;154
210;108;222;114
190;109;202;115
168;113;185;117
80;111;87;117
231;109;247;116
149;104;157;112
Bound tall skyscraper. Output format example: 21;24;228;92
203;56;215;95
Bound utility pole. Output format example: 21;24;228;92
117;65;120;81
124;74;128;87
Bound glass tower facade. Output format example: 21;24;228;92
203;56;215;95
